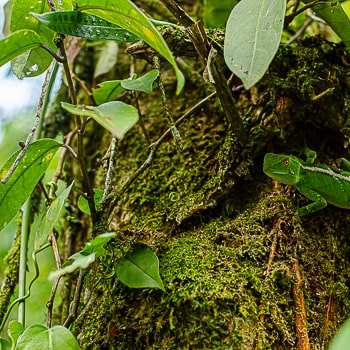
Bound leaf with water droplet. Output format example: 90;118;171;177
0;30;43;68
75;0;184;94
31;11;141;42
10;0;56;78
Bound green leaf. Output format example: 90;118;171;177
92;74;136;105
82;232;116;256
49;232;116;280
305;1;350;50
78;188;103;215
31;11;140;42
116;245;165;291
16;325;79;350
8;320;24;346
0;30;43;68
11;0;55;78
34;182;74;250
121;69;159;94
0;338;11;350
203;0;239;28
94;41;119;78
0;139;61;230
224;0;286;89
76;0;184;94
329;317;350;350
92;80;125;105
61;101;139;140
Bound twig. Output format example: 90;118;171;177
108;91;216;217
287;18;313;44
1;61;55;184
46;231;62;328
293;260;310;350
153;55;182;149
63;269;84;328
100;137;118;210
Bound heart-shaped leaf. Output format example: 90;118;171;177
121;69;159;94
61;101;139;140
116;245;165;291
16;325;79;350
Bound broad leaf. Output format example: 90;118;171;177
11;0;55;78
78;188;103;215
49;232;116;280
92;80;125;105
0;30;43;67
94;41;119;78
121;69;159;94
0;338;11;350
75;0;184;94
329;317;350;350
16;325;79;350
224;0;286;89
8;320;24;346
116;245;165;291
31;11;140;42
34;182;74;250
0;139;61;230
203;0;239;28
92;74;136;105
61;101;139;140
305;0;350;50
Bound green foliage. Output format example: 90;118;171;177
49;232;117;280
61;101;139;140
329;317;350;350
304;0;350;50
121;69;159;94
116;245;166;292
33;182;74;250
16;324;79;350
31;11;141;42
0;139;61;230
203;0;238;27
78;189;103;215
224;0;286;89
75;0;184;93
10;0;55;78
0;30;43;67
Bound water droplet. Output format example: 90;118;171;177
91;16;96;24
104;29;109;36
95;29;101;36
98;18;103;24
88;28;94;36
30;64;39;72
124;32;130;39
84;16;89;24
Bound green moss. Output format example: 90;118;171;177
74;36;350;349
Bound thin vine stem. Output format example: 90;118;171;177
55;36;97;224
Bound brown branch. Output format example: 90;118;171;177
293;260;310;350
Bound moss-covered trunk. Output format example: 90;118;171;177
52;6;350;349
